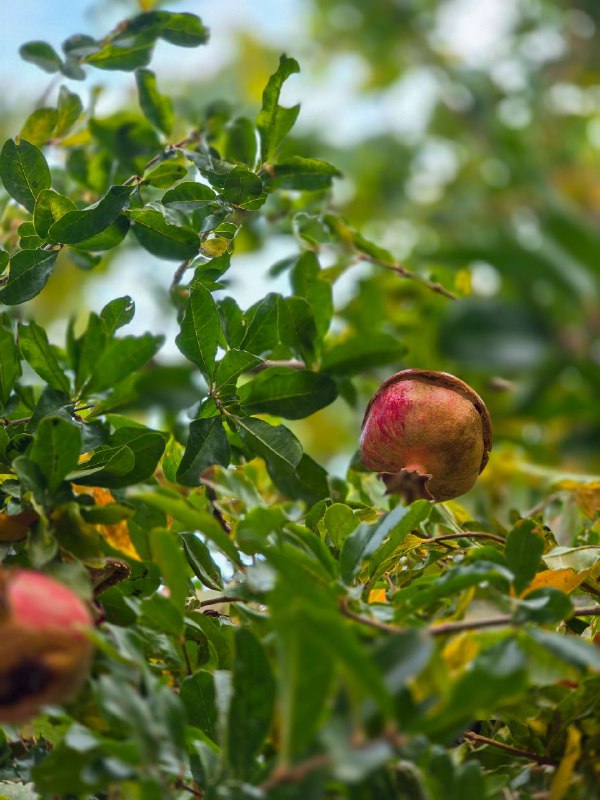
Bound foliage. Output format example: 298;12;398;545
0;2;599;799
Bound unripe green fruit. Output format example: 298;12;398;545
0;569;93;724
360;369;492;502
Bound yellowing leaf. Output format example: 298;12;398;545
557;480;600;518
368;589;387;604
75;485;140;560
549;726;581;800
524;568;586;596
442;632;478;677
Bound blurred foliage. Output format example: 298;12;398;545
0;0;599;798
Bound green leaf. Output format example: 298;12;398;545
180;532;223;590
100;296;135;335
175;284;221;380
34;189;78;239
240;293;280;356
84;39;154;72
278;295;319;367
180;671;218;740
504;519;545;594
162;181;217;212
322;332;406;376
20;108;58;147
19;40;63;73
177;417;231;486
269;156;341;190
18;321;70;393
75;313;107;393
67;444;136;485
29;417;82;492
84;333;163;394
239;367;337;419
369;500;432;578
104;426;167;488
257;55;300;161
0;326;21;410
215;349;262;392
49;185;132;245
266;452;330;505
0;138;51;213
228;629;275;779
143;161;187;188
223;117;258;167
130;208;200;260
322;503;360;550
527;628;600;671
55;86;84;138
136;490;241;565
234;415;303;472
221;166;265;209
157;12;209;47
149;527;189;612
514;588;573;623
0;249;58;305
290;251;333;339
136;68;174;135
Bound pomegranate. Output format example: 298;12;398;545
0;569;93;724
360;369;492;502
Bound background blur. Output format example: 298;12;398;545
2;0;600;507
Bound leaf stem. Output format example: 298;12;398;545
420;531;506;545
463;730;557;766
357;253;458;301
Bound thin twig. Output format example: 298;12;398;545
358;254;458;301
420;531;506;545
581;581;600;601
1;404;94;427
198;595;244;608
253;359;306;373
340;598;600;637
174;778;204;798
463;730;556;767
171;259;193;288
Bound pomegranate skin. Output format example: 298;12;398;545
0;570;94;724
360;369;492;502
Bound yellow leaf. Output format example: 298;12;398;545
549;726;581;800
74;486;140;561
368;589;388;604
524;568;587;596
442;632;478;677
557;480;600;519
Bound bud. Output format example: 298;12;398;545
360;369;492;502
0;570;93;723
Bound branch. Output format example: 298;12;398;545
420;531;506;545
358;254;458;301
198;595;244;608
252;359;306;373
340;598;600;637
463;730;557;766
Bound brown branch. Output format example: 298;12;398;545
174;778;204;798
420;531;506;545
581;581;600;601
358;254;458;301
171;259;194;288
463;730;557;767
340;598;600;638
198;595;244;608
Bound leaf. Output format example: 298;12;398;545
549;726;582;800
19;40;63;73
55;86;84;138
223;116;258;167
34;189;77;239
20;108;58;147
240;293;280;356
278;295;319;367
228;629;275;778
149;527;189;612
266;452;330;505
0;248;57;304
525;568;587;596
143;160;187;188
75;313;107;392
528;628;600;671
269;156;341;190
180;671;218;740
18;321;70;393
162;181;217;211
290;251;333;339
368;500;432;577
238;367;337;419
177;417;231;486
100;296;135;335
256;55;300;161
130;208;200;260
0;138;51;213
68;445;136;485
49;185;132;245
513;588;573;624
157;12;209;47
504;519;545;594
180;532;223;590
234;415;303;472
29;417;81;492
84;333;163;393
215;349;262;392
0;326;21;410
136;68;174;134
105;426;167;488
543;545;600;574
136;490;241;565
175;284;221;380
221;166;265;209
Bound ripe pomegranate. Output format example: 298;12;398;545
360;369;492;502
0;569;94;724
